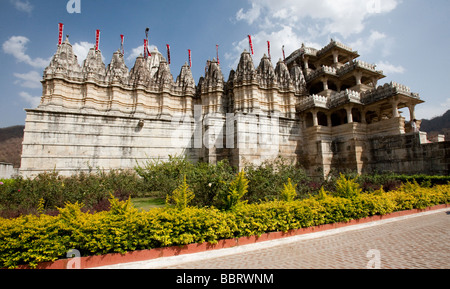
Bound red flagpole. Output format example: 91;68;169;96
188;49;192;67
95;29;100;51
120;35;124;55
216;44;220;65
144;39;151;58
248;35;254;55
166;44;171;64
144;28;151;58
267;41;271;61
144;39;148;58
58;23;64;45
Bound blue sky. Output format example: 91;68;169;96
1;0;449;127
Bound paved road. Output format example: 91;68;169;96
162;210;450;269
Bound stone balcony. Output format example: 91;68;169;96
297;89;362;112
361;82;421;105
305;59;383;84
329;89;362;108
297;94;329;112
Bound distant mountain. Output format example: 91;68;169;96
0;125;24;168
420;110;450;139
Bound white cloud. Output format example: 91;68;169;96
415;98;450;120
10;0;33;14
377;61;405;74
236;2;261;25
19;91;41;108
236;0;399;38
72;41;107;66
72;42;94;62
13;71;42;89
350;30;395;58
2;36;49;68
350;31;387;54
126;45;145;63
126;44;157;64
230;0;400;73
226;26;321;70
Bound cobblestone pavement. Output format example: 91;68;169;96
163;211;450;269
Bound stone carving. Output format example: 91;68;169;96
203;58;224;90
175;62;196;95
44;36;82;80
234;50;256;83
105;50;129;84
129;54;151;87
274;59;293;91
289;62;307;95
256;54;276;88
22;36;443;180
154;58;174;90
82;48;106;81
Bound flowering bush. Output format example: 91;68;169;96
1;178;448;269
0;170;148;218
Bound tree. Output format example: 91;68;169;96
166;175;195;210
224;170;249;210
280;178;297;202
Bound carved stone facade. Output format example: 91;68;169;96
20;37;449;178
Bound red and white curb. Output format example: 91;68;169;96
91;205;449;269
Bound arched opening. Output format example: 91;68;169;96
317;111;328;126
361;76;371;85
397;102;408;120
340;84;352;91
365;111;378;124
352;108;362;123
309;82;323;95
331;109;347;127
305;112;314;128
327;81;338;92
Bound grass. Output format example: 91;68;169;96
131;197;165;211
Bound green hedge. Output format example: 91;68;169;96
1;181;449;269
0;170;149;218
2;156;449;218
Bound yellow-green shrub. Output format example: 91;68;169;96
280;178;298;202
1;184;448;269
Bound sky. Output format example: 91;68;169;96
1;0;449;127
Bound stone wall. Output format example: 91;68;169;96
20;109;202;177
0;163;17;179
20;108;302;177
364;132;450;175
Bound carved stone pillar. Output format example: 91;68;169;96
346;106;353;123
408;104;416;121
354;71;362;85
332;51;339;64
303;57;309;70
391;100;400;118
361;109;367;124
327;113;332;127
322;77;329;91
312;109;319;127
